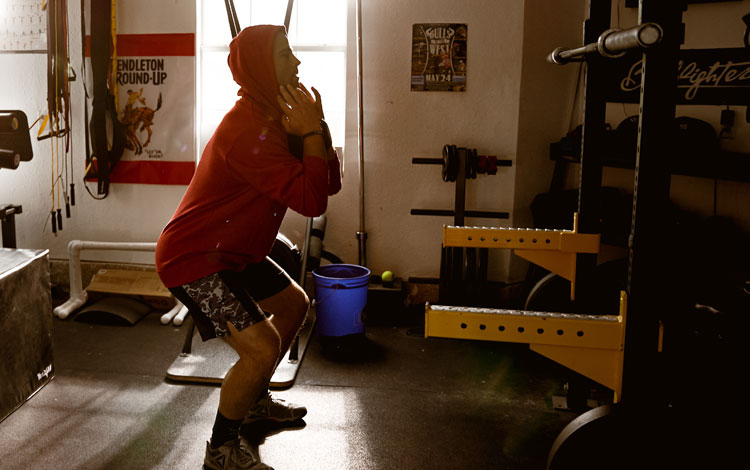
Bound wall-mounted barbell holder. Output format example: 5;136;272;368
412;145;512;182
410;145;513;306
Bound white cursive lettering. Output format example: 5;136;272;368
620;57;750;101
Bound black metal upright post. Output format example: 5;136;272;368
454;148;467;227
451;149;467;302
575;0;610;312
622;0;684;407
0;205;20;249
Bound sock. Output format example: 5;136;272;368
210;410;243;449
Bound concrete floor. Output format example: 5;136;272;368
0;306;600;470
2;297;743;470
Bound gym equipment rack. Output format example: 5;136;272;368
424;1;742;466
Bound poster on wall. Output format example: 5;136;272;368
85;0;196;185
411;23;467;92
0;0;46;53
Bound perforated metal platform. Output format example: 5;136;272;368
165;314;315;389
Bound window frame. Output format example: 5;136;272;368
195;0;347;158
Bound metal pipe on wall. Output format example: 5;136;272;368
283;0;314;289
53;240;159;319
355;0;367;267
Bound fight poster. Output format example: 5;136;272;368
411;23;467;92
85;0;195;185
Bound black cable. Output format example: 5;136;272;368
80;0;92;200
83;172;107;200
713;178;718;218
743;14;750;122
568;62;583;132
224;0;240;39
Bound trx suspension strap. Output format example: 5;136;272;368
87;0;125;198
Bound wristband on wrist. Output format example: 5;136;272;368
319;119;333;151
302;130;324;140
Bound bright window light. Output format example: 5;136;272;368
197;0;347;156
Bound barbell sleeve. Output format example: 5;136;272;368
548;22;663;64
599;23;663;57
0;149;20;170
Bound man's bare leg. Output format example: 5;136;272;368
219;320;282;419
258;282;309;360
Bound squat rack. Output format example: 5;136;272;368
424;0;692;452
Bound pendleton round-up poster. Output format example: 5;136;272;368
411;23;467;92
84;0;195;185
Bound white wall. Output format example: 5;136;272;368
515;0;586;225
0;0;613;282
285;0;533;283
9;1;742;287
507;0;587;278
0;0;194;265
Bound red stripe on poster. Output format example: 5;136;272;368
107;161;195;185
85;33;195;57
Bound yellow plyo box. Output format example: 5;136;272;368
85;268;174;310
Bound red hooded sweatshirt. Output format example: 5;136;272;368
155;25;341;288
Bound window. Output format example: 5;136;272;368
197;0;347;156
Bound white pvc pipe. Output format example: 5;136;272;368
172;305;190;326
160;300;186;324
53;240;157;319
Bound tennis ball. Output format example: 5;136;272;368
381;270;394;282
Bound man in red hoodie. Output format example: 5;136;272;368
156;25;341;470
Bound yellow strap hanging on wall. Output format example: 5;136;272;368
37;115;49;138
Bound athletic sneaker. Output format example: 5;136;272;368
243;391;307;425
203;438;273;470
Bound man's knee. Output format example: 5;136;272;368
225;320;281;365
285;282;309;310
260;283;309;319
292;286;310;317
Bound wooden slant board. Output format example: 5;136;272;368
166;315;315;389
86;268;175;310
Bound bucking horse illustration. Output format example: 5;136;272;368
120;88;162;155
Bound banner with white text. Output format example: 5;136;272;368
85;0;196;185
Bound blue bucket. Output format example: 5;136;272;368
312;264;370;336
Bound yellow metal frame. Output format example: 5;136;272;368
441;221;599;254
424;291;627;400
442;213;600;299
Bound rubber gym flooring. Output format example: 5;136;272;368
0;304;580;469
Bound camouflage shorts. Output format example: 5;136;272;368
180;272;266;337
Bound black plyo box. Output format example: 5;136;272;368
0;249;54;423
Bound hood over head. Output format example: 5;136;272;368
228;24;287;119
